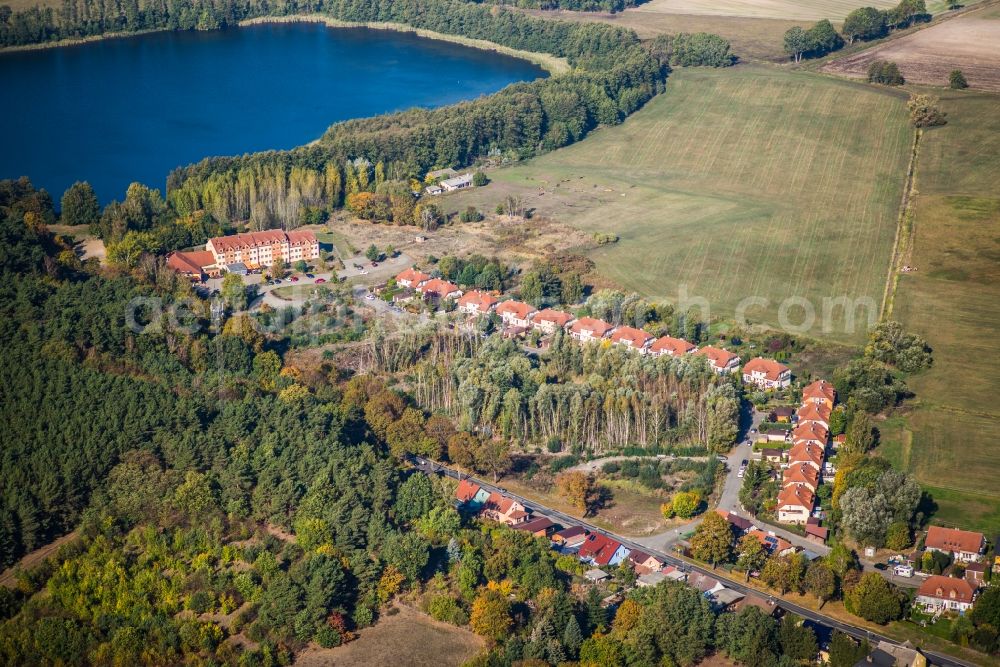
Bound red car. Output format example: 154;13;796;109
290;276;299;282
314;278;326;284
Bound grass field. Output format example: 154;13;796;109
882;89;1000;533
448;66;913;343
631;0;897;21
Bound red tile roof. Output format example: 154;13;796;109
777;484;815;510
569;317;615;338
746;528;792;554
788;441;825;467
458;290;498;313
496;300;536;320
166;250;216;275
417;278;460;296
783;463;820;488
610;326;654;348
650;336;696;357
695;346;740;369
455;479;482;503
796;403;832;424
792;422;829;445
578;533;624;566
396;267;431;285
513;517;556;534
802;379;836;404
743;357;790;381
208;229;316;253
926;526;985;555
531;308;575;328
918;575;975;603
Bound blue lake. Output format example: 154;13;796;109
0;22;546;204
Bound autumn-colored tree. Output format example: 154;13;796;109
761;556;794;595
664;491;701;519
469;589;512;642
736;533;768;581
447;432;478;471
376;565;406;605
556;471;600;515
611;598;642;637
804;561;836;608
364;390;406;440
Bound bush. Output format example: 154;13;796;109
949;69;968;89
907;94;947;128
460;206;484;223
549;455;580;473
868;60;905;86
472;171;488;187
315;625;342;648
593;232;619;245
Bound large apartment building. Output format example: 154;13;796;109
205;230;320;268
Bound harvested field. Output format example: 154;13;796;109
822;9;1000;91
295;604;483;667
630;0;896;21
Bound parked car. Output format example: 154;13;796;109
266;280;274;286
273;279;282;284
290;276;299;282
315;278;326;284
305;273;314;278
365;293;375;300
371;261;379;267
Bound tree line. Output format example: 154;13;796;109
783;0;929;63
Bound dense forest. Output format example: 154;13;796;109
0;178;832;666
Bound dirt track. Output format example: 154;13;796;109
822;13;1000;91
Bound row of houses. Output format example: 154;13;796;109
453;480;781;615
776;380;836;527
395;267;793;382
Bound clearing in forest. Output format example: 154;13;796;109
446;66;913;344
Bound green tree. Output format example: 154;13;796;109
778;616;818;661
690;511;734;567
807;19;844;55
843;7;887;43
829;631;869;667
804;561;836;608
394;473;435;523
60;182;101;230
221;272;247;311
867;60;905;86
365;244;380;261
783;26;810;63
736;533;768;581
885;521;912;551
846;572;903;624
716;606;779;667
949;69;968;89
472;171;488;187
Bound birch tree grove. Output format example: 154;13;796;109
363;328;739;454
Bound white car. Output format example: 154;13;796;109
365;293;375;300
737;468;745;478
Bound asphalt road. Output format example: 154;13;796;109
409;455;975;667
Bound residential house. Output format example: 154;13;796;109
650;336;696;358
854;641;927;667
610;326;654;353
530;308;575;334
759;429;790;443
395;267;431;289
513;517;557;538
688;572;724;595
709;588;746;610
568;317;615;343
735;592;780;617
627;550;664;575
965;562;986;587
796;403;832;431
457;290;498;316
496;300;537;329
440;173;474;191
925;526;986;563
760;448;787;464
746;529;795;556
636;571;668;588
695;346;741;374
770;406;796;423
416;278;461;302
742;358;792;389
551;526;589;549
802;379;836;410
480;492;530;526
206;229;319;268
792;422;829;448
578;533;630;567
584;569;609;583
454;480;491;508
783;462;820;491
426;167;457;180
424;184;444;196
915;575;976;614
777;484;815;524
832;434;847;449
717;510;754;536
788;442;825;471
166;250;220;280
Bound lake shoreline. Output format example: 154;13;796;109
237;15;570;74
0;15;570;74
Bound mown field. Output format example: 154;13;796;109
882;89;1000;534
630;0;897;22
447;66;913;343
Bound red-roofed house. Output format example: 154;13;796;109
788;442;825;471
552;526;589;548
480;492;529;526
742;358;791;389
925;526;986;563
578;533;630;566
796;403;831;430
695;346;741;374
530;308;576;334
777;484;815;524
513;517;557;538
395;267;431;289
746;528;795;556
650;336;696;358
496;301;537;328
166;250;219;280
417;278;462;301
782;462;820;491
717;510;754;535
457;290;498;316
627;550;664;574
792;422;829;448
802;379;836;409
455;480;491;507
916;576;976;613
610;326;654;353
568;317;615;343
804;518;829;545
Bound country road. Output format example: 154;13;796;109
408;455;976;667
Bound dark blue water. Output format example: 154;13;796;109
0;23;545;204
